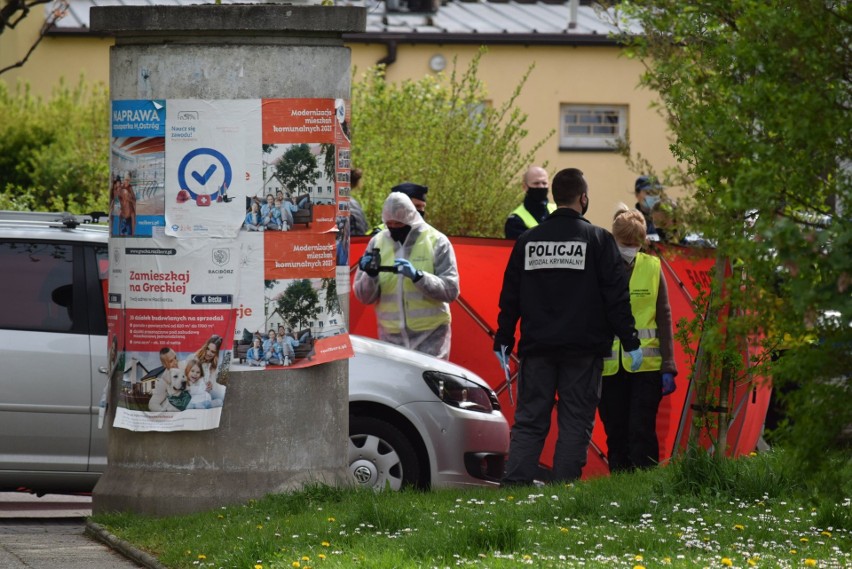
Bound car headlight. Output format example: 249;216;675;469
422;371;500;413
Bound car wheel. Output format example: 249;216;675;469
348;416;421;491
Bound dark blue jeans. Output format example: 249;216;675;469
502;352;603;484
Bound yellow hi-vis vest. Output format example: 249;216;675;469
603;252;662;375
375;229;451;334
511;202;557;229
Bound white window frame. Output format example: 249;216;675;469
559;104;628;150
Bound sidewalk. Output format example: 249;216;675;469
0;493;160;569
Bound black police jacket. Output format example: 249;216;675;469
494;208;640;357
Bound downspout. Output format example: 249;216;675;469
568;0;578;30
377;39;398;67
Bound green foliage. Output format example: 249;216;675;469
351;48;553;237
274;143;319;195
612;1;851;470
275;278;320;331
0;78;109;213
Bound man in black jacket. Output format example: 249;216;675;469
494;167;643;485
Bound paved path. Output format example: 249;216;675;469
0;493;148;568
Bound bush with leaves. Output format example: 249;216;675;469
0;77;110;214
611;0;851;475
350;48;553;237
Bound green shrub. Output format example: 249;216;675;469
0;77;109;214
351;48;553;237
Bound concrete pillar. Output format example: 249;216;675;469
90;5;366;517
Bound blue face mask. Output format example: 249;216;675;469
644;195;661;209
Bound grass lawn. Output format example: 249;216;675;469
91;451;851;569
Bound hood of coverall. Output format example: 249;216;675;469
381;192;426;229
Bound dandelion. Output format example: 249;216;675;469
560;527;569;533
820;531;831;538
721;558;733;566
302;556;311;561
635;554;644;561
321;541;330;547
790;549;798;554
292;562;300;568
257;524;263;529
633;565;646;569
254;565;263;569
318;554;327;560
734;524;745;531
747;559;757;567
800;537;809;543
804;560;817;567
327;517;335;522
197;554;206;560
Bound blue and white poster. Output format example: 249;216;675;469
110;99;166;238
164;100;262;239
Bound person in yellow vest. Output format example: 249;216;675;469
598;204;678;472
354;191;460;360
504;165;556;240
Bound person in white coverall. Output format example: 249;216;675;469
353;192;460;360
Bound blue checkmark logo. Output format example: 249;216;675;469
191;164;217;186
177;148;232;204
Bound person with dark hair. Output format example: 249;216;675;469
599;204;677;472
494;167;642;486
504;166;554;240
634;175;663;241
349;168;368;237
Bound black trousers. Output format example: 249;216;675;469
598;368;662;472
502;352;602;484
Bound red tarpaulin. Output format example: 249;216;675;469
349;235;770;478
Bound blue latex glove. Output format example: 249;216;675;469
493;349;509;370
661;373;676;396
358;251;373;271
627;347;644;372
394;258;422;281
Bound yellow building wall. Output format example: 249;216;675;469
2;21;677;229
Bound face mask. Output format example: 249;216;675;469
388;225;411;244
527;187;548;203
581;194;589;216
618;244;640;264
644;195;661;209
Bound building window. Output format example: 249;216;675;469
559;104;627;151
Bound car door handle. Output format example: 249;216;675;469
98;366;108;374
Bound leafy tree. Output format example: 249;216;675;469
0;78;109;213
275;279;320;332
275;143;319;195
321;277;341;317
610;0;851;475
351;48;553;237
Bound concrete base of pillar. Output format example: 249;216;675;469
93;362;349;517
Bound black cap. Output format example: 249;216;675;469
391;182;429;202
635;176;663;193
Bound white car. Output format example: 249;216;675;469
0;211;508;494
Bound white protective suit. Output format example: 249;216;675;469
353;193;460;359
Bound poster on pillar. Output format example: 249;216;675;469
109;236;238;432
164;99;262;239
108;98;353;431
229;98;353;371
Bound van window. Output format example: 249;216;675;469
0;240;74;332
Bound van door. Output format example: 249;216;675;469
0;240;94;478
